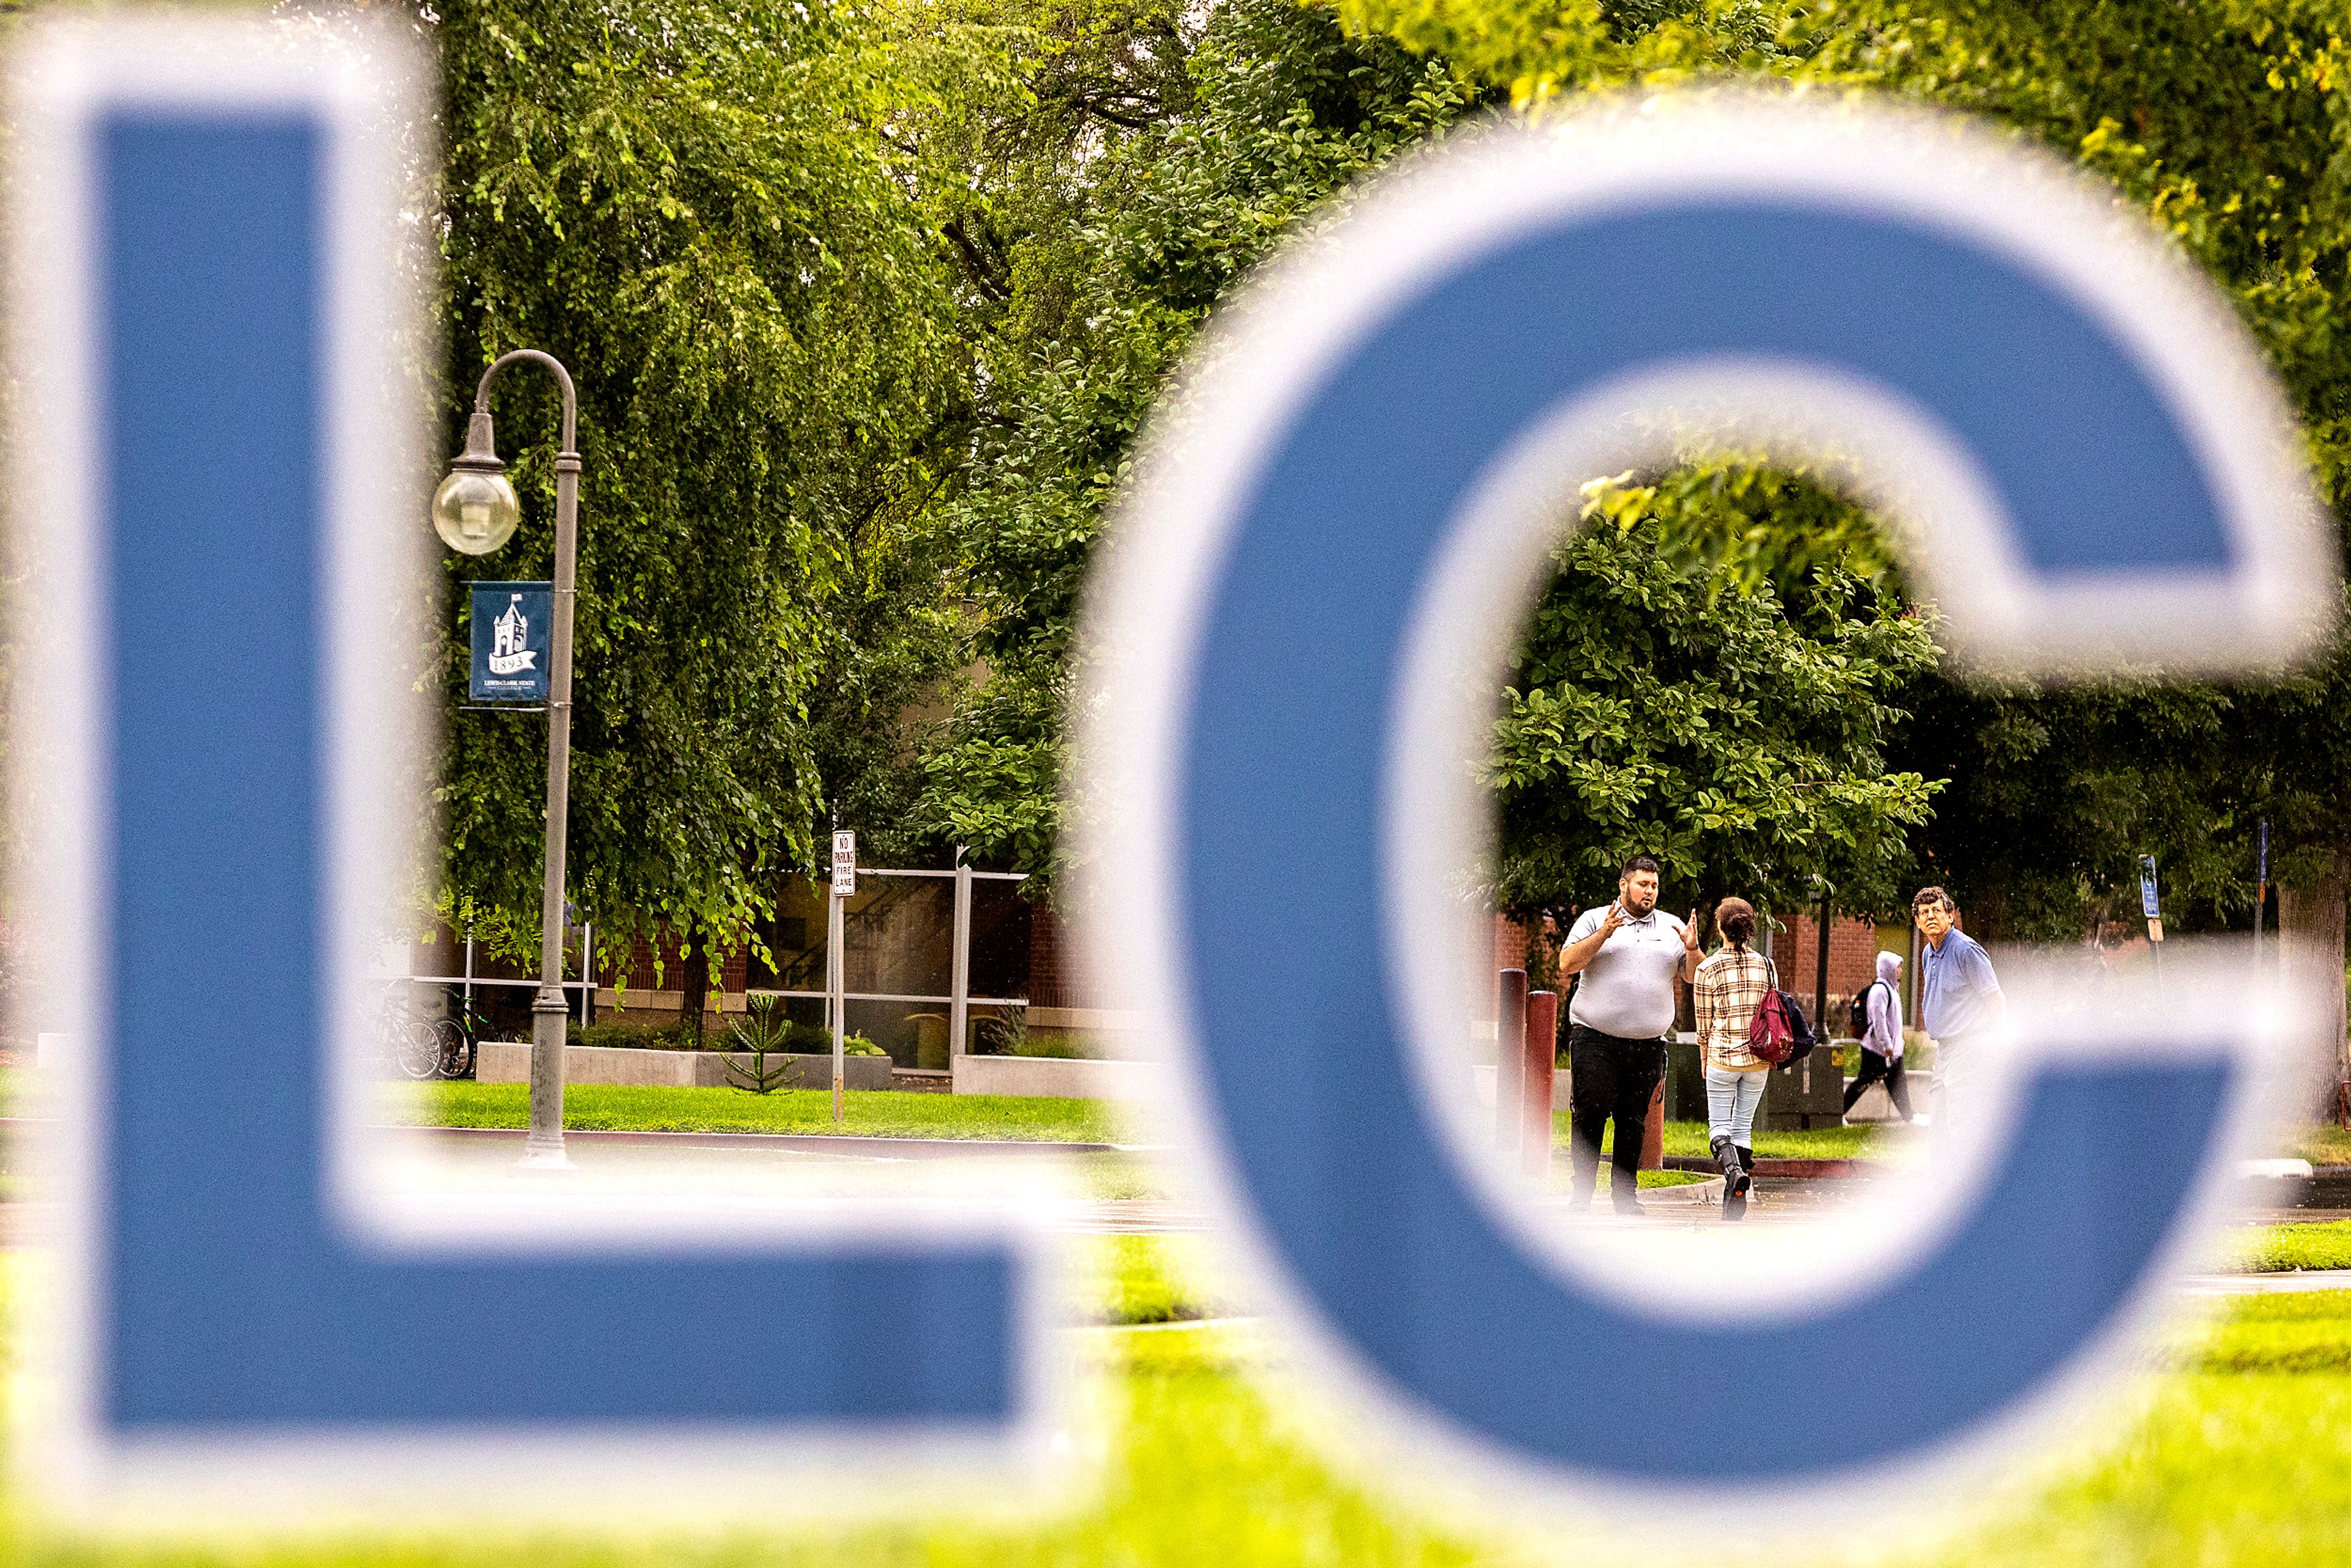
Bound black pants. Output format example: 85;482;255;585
1842;1047;1913;1120
1568;1025;1666;1202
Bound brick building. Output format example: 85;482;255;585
408;888;1919;1068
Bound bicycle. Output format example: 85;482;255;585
377;985;443;1081
433;986;494;1081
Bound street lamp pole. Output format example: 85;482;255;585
434;348;580;1169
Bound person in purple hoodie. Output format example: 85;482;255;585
1842;950;1913;1122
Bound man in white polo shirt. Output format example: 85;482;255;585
1557;854;1700;1215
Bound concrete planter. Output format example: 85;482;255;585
1762;1051;1847;1130
951;1054;1168;1101
1669;1038;1849;1130
475;1041;896;1092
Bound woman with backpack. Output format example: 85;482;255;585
1691;896;1773;1221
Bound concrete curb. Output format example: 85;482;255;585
386;1124;1134;1159
0;1117;1146;1160
2182;1269;2351;1294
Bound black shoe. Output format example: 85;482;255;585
1711;1136;1753;1195
1714;1136;1752;1221
1612;1194;1647;1217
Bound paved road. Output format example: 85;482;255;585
2179;1268;2351;1294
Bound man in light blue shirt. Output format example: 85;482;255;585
1914;886;2003;1112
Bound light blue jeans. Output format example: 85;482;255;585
1706;1065;1768;1146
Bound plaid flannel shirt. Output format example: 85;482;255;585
1692;947;1775;1071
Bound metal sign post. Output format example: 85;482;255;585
2255;818;2270;973
830;830;855;1123
950;847;974;1069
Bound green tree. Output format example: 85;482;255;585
921;0;1948;933
1329;0;2351;1046
1494;467;1939;926
429;0;996;956
917;0;1479;882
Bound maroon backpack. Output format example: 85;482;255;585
1747;964;1819;1067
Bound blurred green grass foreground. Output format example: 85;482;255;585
2;1070;2350;1561
0;1246;2346;1565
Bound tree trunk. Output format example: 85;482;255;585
680;931;710;1041
2279;848;2349;1120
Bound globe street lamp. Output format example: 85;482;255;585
433;349;580;1169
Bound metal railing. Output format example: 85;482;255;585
783;866;1027;1062
407;865;1031;1062
407;923;596;1024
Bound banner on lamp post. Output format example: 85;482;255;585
468;580;552;702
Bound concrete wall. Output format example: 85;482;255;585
951;1053;1169;1101
475;1041;894;1092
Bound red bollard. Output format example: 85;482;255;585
1494;969;1527;1152
1523;990;1558;1178
1642;1080;1665;1170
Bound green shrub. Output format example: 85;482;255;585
781;1020;834;1054
974;1006;1029;1056
568;1018;697;1052
1016;1034;1089;1060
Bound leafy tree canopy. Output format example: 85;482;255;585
1328;0;2351;941
917;0;1940;927
1494;468;1938;924
430;0;1003;954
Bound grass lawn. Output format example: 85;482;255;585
1569;1114;1886;1162
1081;1234;1244;1324
0;1248;2349;1564
2296;1124;2351;1166
381;1081;1139;1142
2235;1219;2351;1274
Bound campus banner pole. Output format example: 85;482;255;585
432;348;582;1171
1495;968;1527;1154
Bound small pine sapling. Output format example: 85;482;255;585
723;995;804;1095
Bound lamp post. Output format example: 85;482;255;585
431;349;580;1170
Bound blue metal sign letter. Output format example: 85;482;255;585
12;19;1051;1514
1081;99;2331;1521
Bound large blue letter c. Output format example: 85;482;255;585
1082;99;2332;1506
